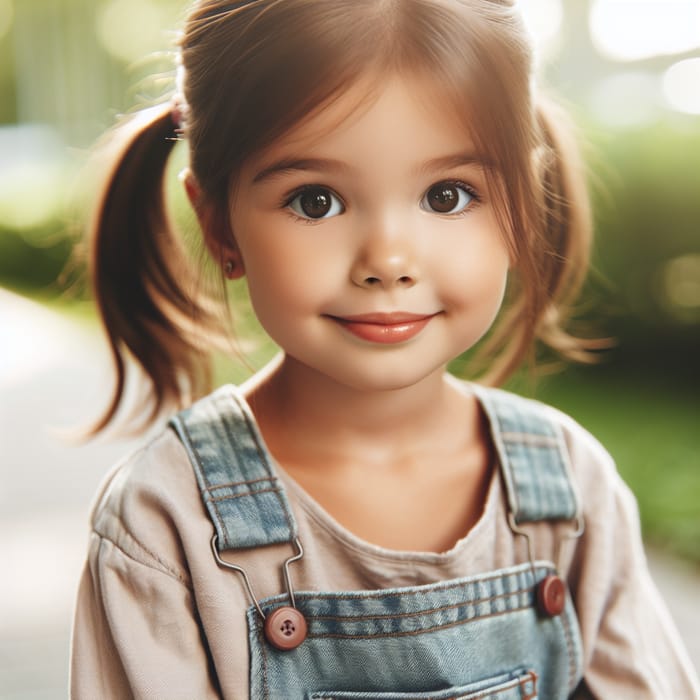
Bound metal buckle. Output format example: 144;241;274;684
508;513;585;617
507;512;585;576
210;534;304;621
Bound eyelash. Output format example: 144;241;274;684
280;180;482;223
432;180;482;215
282;185;344;225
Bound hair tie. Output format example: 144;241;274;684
171;96;187;133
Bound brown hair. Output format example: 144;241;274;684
89;0;596;432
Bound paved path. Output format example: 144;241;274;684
0;290;145;698
1;289;698;697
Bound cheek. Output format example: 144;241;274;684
437;229;510;307
241;234;346;316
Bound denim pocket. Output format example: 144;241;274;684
309;668;538;700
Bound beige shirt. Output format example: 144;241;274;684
70;396;699;699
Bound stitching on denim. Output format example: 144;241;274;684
560;603;577;691
310;671;537;700
178;419;228;541
232;391;298;538
177;418;213;490
286;565;549;604
308;586;533;624
306;603;532;640
480;389;576;525
207;475;278;493
257;616;270;700
465;670;537;699
209;486;284;504
491;411;522;519
500;432;559;447
312;672;534;700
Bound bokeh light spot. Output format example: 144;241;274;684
663;58;700;115
589;72;661;128
96;0;168;64
660;254;700;320
590;0;700;62
0;162;66;230
0;126;68;231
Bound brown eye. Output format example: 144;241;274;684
422;182;474;214
289;187;344;220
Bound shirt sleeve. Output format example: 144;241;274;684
70;531;220;700
566;432;700;699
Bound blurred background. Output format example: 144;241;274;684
1;0;699;696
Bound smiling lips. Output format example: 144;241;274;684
327;312;438;344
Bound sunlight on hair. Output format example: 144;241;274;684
663;58;700;114
589;0;700;62
517;0;563;62
96;0;169;64
0;0;13;41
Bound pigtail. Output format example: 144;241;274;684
88;104;225;434
531;97;594;360
476;97;601;385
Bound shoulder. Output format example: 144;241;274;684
473;384;610;455
89;425;207;583
472;383;626;505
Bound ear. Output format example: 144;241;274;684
181;168;245;279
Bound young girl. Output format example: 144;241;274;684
71;1;699;697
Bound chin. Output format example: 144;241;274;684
320;359;446;394
279;340;454;394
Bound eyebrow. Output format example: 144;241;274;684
420;152;493;175
252;158;351;183
252;151;494;184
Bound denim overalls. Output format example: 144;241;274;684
171;385;584;699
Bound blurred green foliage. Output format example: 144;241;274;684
586;123;700;361
0;220;73;294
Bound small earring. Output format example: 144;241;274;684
224;259;236;278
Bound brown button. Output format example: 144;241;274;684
537;575;566;617
264;606;308;650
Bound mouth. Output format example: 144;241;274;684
325;312;438;344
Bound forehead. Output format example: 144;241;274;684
247;72;481;170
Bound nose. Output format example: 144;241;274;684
350;220;419;290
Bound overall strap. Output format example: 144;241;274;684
169;385;298;551
473;385;579;525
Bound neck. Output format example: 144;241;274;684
241;354;479;471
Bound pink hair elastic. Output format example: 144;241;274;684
171;96;187;132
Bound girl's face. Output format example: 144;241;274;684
228;74;510;393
